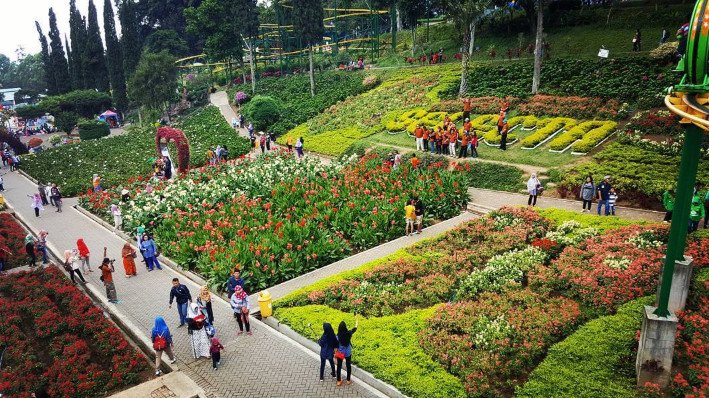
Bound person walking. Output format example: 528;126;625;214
210;337;225;370
98;257;118;303
286;136;294;152
25;234;37;267
50;184;62;212
336;319;358;387
405;199;416;236
65;249;87;284
580;176;595;212
151;316;177;376
38;183;48;205
318;323;338;381
663;189;675;223
226;269;245;299
230;285;251;335
37;230;49;265
608;188;618;216
111;204;123;230
259;134;267;154
690;194;705;232
28;193;43;217
77;238;93;273
632;29;642;52
169;278;192;327
45;183;53;206
295;137;304;159
187;303;211;359
527;174;541;207
597;175;612;216
197;286;215;325
121;242;138;277
140;234;162;271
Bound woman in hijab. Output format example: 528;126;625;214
336;320;359;386
187;303;211;359
25;234;36;266
37;230;49;265
527;173;541;207
229;286;251;335
76;238;92;273
111;204;122;230
152;316;177;376
318;323;338;381
197;286;214;324
64;249;87;283
121;241;137;277
28;193;43;217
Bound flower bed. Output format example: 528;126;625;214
0;267;150;396
22;106;250;196
80;152;468;291
0;213;30;270
274;207;691;398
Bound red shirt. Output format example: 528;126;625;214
415;127;424;138
471;135;479;146
463;98;472;112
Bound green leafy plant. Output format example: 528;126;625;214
77;119;110;140
242;95;282;131
54;112;79;134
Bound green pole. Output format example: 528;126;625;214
654;123;703;317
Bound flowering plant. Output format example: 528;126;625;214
233;91;249;105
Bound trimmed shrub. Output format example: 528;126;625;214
77;119;110;141
535;208;647;232
455;161;525;192
515;296;653;398
54;112;79;133
14;104;46;119
242;95;282;132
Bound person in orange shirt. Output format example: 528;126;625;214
463;118;472;133
414;124;424;151
462;98;472;121
422;127;430;153
410;153;420;169
459;133;469;158
497;110;506;133
448;127;458;157
500;122;509;151
442;131;450;156
435;128;443;154
501;98;510;113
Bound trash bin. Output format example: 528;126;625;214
258;290;273;318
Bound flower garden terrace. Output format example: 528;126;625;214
80;151;471;292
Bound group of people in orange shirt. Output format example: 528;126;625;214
413;117;479;159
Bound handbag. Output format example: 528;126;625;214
63;260;71;272
334;349;345;360
205;323;216;337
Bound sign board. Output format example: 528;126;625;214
598;48;609;58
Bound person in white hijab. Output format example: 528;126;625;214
527;173;541;207
186;302;211;359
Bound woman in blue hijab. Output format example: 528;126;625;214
152;316;177;376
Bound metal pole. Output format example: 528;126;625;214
390;4;397;51
654;123;703;317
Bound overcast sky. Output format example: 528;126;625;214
1;0;119;61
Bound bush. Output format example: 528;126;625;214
515;296;654;398
38;90;112;118
14;104;46;119
535;208;647;232
455;161;525;192
54;112;79;133
242;95;282;131
77;119;110;141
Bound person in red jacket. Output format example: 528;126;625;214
470;132;479;158
76;238;93;273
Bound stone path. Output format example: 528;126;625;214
0;168;383;398
469;187;665;222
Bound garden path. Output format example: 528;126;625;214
0;168;383;398
469;187;665;222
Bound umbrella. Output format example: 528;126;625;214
100;110;118;118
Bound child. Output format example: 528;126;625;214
210;337;224;370
405;200;416;236
608;188;618;216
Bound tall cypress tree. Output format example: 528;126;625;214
35;21;55;95
84;0;109;92
118;0;142;78
47;8;71;94
103;0;128;112
68;0;86;89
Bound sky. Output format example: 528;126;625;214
0;0;119;61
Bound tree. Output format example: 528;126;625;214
0;54;11;82
68;0;87;89
292;0;324;97
3;53;47;94
118;0;142;78
127;51;177;118
398;0;425;56
104;0;128;112
144;29;190;56
238;0;260;95
84;0;110;92
444;0;493;96
47;8;71;94
531;0;544;94
35;22;55;95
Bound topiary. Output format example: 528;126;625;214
242;95;282;132
54;112;79;133
77;119;110;141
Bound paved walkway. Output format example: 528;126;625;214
0;168;383;398
469;187;665;222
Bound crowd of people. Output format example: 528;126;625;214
662;182;709;233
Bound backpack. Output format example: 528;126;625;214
153;333;167;350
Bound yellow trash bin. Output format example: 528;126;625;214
258;290;273;318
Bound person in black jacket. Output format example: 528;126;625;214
336;320;358;386
318;323;338;381
169;278;192;327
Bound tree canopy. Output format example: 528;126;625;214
127;51;177;110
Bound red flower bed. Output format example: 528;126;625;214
0;267;150;397
430;97;521;115
672;289;709;398
420;289;582;397
0;213;31;270
518;94;622;120
531;225;669;313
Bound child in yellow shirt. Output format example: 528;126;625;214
405;200;416;236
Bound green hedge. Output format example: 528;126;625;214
242;95;282;132
466;161;525;192
77;119;110;140
277;305;466;398
535;208;647;232
516;296;653;398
